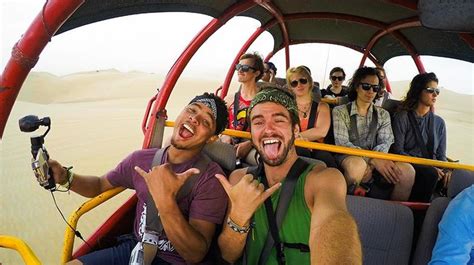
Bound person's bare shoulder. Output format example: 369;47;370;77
305;166;347;204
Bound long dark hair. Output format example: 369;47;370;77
400;72;438;111
347;67;383;101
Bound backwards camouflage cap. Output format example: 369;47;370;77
248;87;299;125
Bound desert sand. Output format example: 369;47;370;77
0;70;472;264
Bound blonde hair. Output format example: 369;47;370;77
286;66;313;92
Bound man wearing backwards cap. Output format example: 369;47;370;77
49;92;229;264
216;87;362;264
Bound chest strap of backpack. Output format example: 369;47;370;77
242;158;310;265
407;110;434;159
129;146;211;265
347;102;378;149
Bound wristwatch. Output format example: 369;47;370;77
226;217;251;234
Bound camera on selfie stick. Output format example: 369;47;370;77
19;115;56;191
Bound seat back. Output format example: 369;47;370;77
381;99;401;118
411;170;474;264
448;169;474;198
411;197;451;265
347;196;414;265
312;83;322;102
274;77;287;88
202;141;236;173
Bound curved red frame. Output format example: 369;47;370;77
221;12;428;97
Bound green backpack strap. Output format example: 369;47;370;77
242;158;310;265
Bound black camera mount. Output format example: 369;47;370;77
19;115;56;190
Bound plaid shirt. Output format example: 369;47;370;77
332;102;394;153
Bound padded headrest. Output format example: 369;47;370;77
381;99;401;116
448;169;474;198
203;141;236;172
347;196;413;264
273;77;287;87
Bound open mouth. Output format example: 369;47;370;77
262;138;282;160
179;123;195;139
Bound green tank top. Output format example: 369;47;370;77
243;164;313;265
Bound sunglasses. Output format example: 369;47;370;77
360;83;381;93
235;64;256;72
331;76;344;81
290;78;308;88
425;87;440;95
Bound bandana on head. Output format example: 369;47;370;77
189;94;227;135
248;87;299;124
192;98;217;121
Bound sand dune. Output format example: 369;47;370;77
1;70;472;264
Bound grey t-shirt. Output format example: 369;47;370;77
106;148;228;264
392;110;447;161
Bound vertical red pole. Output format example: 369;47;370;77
413;55;426;73
359;52;369;68
142;0;257;148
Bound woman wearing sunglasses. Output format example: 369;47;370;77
286;66;337;168
321;67;349;103
392;72;450;202
332;67;415;201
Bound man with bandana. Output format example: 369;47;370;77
216;87;362;264
48;93;229;264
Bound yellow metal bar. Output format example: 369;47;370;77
0;235;41;265
165;120;474;171
61;187;125;263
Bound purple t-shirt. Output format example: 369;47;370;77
106;148;228;264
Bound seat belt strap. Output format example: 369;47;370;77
407;111;434;159
130;147;210;265
426;112;435;158
233;89;241;129
347;103;378;149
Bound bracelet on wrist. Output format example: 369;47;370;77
226;217;251;234
60;166;74;189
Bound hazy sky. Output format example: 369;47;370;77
1;0;473;94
